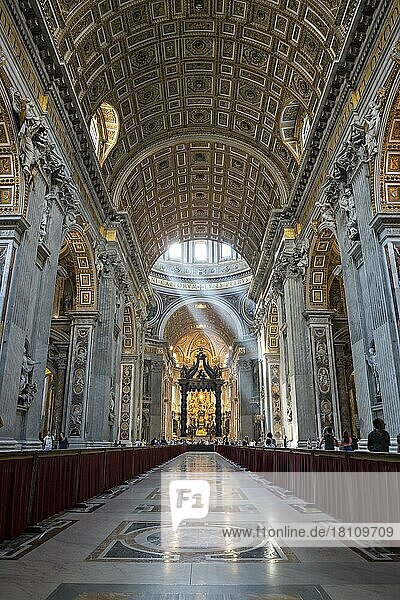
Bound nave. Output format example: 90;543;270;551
0;452;399;600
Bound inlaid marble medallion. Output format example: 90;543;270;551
86;521;298;563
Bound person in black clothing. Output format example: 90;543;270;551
265;432;276;447
318;426;338;450
58;432;69;449
367;418;390;452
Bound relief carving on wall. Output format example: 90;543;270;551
270;363;283;441
69;328;90;437
313;328;334;430
120;364;133;441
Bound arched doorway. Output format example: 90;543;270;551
307;228;359;439
45;227;97;442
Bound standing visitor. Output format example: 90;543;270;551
42;431;54;450
58;432;69;449
340;431;353;452
265;432;276;447
318;427;338;450
368;418;390;452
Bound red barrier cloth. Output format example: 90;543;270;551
77;451;106;502
0;456;33;541
122;449;135;480
1;446;187;543
105;451;124;489
32;452;79;523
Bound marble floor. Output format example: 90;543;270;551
0;452;399;600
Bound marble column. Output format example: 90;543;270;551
180;386;188;437
23;193;69;449
274;293;291;444
0;218;29;449
350;162;400;437
149;359;163;440
237;359;255;439
334;216;372;438
52;347;68;439
282;272;315;446
215;384;222;437
134;326;145;441
86;267;118;445
0;171;68;448
258;326;270;436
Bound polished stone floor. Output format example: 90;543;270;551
0;452;400;599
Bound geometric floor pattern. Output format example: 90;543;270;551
45;583;334;599
0;519;77;560
1;452;400;600
86;521;298;563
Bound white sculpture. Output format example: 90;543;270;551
365;346;381;397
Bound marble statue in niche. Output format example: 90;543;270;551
108;390;115;425
338;186;359;240
365;345;381;399
11;89;49;181
38;195;51;244
318;199;336;230
0;246;7;290
18;340;38;408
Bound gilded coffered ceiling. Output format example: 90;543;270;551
118;140;282;268
164;303;237;347
40;0;357;268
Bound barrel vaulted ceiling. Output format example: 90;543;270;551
163;303;237;347
41;0;357;270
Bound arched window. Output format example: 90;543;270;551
280;102;310;163
89;103;119;166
